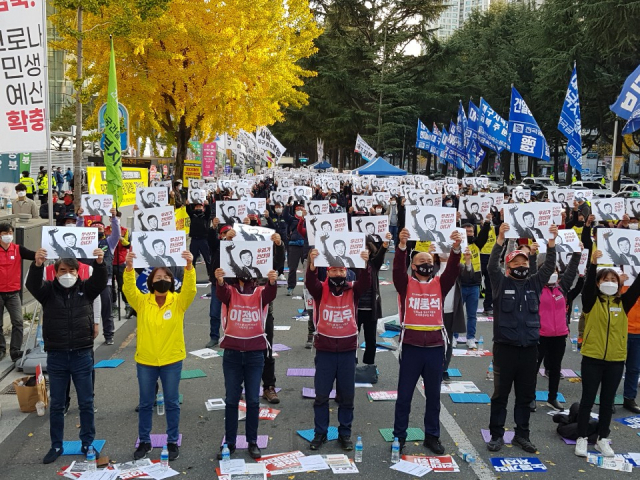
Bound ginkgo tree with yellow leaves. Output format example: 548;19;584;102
54;0;321;178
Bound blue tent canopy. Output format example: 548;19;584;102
353;157;407;176
313;161;332;170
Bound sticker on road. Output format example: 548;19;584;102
490;457;547;472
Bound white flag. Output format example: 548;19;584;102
355;134;377;161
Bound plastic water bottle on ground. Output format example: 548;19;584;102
221;443;231;464
35;400;45;416
355;436;363;463
572;306;580;322
478;336;484;352
86;446;97;471
157;393;165;415
459;448;476;463
161;445;169;470
571;336;578;352
391;437;400;464
486;361;494;380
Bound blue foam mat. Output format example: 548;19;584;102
379;331;400;338
94;359;125;368
297;426;339;442
447;368;462;377
61;440;106;455
535;391;565;402
449;393;491;403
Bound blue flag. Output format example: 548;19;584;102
610;64;640;120
622;106;640;135
456;103;471;167
431;123;442;156
508;87;550;161
438;126;451;165
466;101;486;170
478;98;508;153
416;119;432;151
446;121;465;169
558;66;583;172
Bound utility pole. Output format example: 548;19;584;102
376;26;387;151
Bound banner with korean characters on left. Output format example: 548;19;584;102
0;153;23;197
0;0;48;153
87;167;148;207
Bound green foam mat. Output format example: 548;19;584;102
180;369;206;380
379;428;424;442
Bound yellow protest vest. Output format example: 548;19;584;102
480;227;496;255
572;225;583;239
462;243;482;271
414;241;431;253
20;176;36;194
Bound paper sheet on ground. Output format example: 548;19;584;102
389;460;432;477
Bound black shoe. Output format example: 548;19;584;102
483;309;493;316
529;400;537;412
305;335;313;349
81;444;101;457
487;436;504;452
512;435;537;453
168;443;179;461
0;350;5;361
624;398;640;414
248;442;261;459
546;399;563;411
125;307;135;319
338;435;353;451
43;447;63;464
217;444;236;460
205;339;218;348
134;442;152;460
423;435;444;455
309;434;327;450
10;350;24;362
105;339;114;346
442;372;451;384
135;404;139;413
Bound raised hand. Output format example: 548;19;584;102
267;270;278;285
35;248;47;267
214;268;226;285
125;251;136;269
93;248;105;264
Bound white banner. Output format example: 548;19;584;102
305;213;349;245
43;227;98;259
136;187;169;208
131;231;187;268
354;134;376;161
503;203;555;241
256;126;286;160
220;240;273;279
597;229;640;267
592;198;625;222
134;206;175;232
81;195;112;217
315;232;366;269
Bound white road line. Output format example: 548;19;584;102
378;315;497;480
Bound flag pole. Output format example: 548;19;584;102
41;0;53;225
610;119;619;186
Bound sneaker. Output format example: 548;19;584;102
487;436;504;452
512;435;537;453
205;339;219;349
574;437;588;457
442;372;451;384
529;400;537;412
134;442;152;460
167;443;179;461
43;447;63;464
81;444;101;457
262;386;280;404
125;306;135;319
467;338;477;349
248;442;261;459
217;444;236;460
451;338;457;349
105;338;114;346
546;399;563;411
287;288;294;296
278;274;286;281
423;435;444;455
309;433;327;450
338;435;353;451
595;437;615;457
623;397;640;414
483;309;493;316
305;335;313;349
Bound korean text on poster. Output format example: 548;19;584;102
131;231;187;268
219;240;273;279
42;227;98;259
315;232;366;269
134;206;175;232
305;213;349;245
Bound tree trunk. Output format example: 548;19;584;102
514;154;521;182
73;6;83;207
481;150;489;175
426;152;432;175
174;116;191;182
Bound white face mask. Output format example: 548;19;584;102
17;191;26;197
275;208;283;214
390;201;396;205
58;273;78;289
1;234;12;244
548;273;558;284
375;208;382;214
630;223;639;230
599;281;618;296
446;202;453;207
295;210;303;217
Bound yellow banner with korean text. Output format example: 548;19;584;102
175;206;191;234
87;167;148;207
183;164;202;183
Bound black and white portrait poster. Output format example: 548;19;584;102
592;198;625;222
245;198;266;216
136;187;169;209
269;191;288;205
218;179;237;191
131;231;187;268
219;240;273;279
446;176;458;185
43;227;98;259
293;186;312;204
573;189;593;202
151;180;172;189
134;206;175;232
279;178;294;188
81;195;113;217
443;183;459;196
438;227;469;255
405;206;457;246
359;176;373;189
387;184;401;197
352;195;374;213
203;181;218;192
373;191;391;207
277;187;295;202
405;189;427;206
547;202;564;225
626;198;640;219
315;232;366;269
351;215;389;238
370;177;383;191
305;213;349;245
217;201;248;225
422;194;443;207
188;178;205;190
478;192;504;212
558;249;589;275
459;196;491;221
462;177;488;189
233;224;276;242
548;188;575;207
597;229;640;267
307;201;330;215
325;179;340;192
233;183;252;199
512;189;531;203
555;229;581;253
503;203;555;240
188;189;207;204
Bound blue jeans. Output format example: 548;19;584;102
48;348;95;449
223;349;265;445
389;225;399;248
137;361;182;444
460;285;480;340
314;350;356;437
210;283;222;342
624;333;640;399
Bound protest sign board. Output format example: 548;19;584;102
592;198;625;222
188;178;205;189
512;189;531;203
503;203;555;240
307;201;330;215
131;231;187;268
217;201;248;224
233;224;275;242
42;227;98;259
597;229;640;267
405;206;457;247
134;206;175;231
136;187;169;208
315;232;366;269
352;195;374;213
351;215;389;237
219;241;273;279
490;458;547;473
306;213;349;245
558;248;589;275
187;189;206;204
555;229;581;253
80;195;112;217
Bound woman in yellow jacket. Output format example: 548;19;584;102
123;250;196;463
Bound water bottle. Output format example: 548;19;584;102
157;393;165;416
161;445;169;471
459;448;476;463
36;400;45;416
354;436;363;463
6;198;11;210
478;336;484;352
486;361;494;380
86;446;97;471
221;443;231;464
572;306;580;322
391;437;400;464
571;336;578;352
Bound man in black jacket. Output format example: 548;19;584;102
187;201;212;274
26;247;107;465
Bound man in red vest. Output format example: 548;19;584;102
305;248;371;451
392;228;463;454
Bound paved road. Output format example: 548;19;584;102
0;256;637;479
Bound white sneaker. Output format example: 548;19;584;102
574;437;588;457
595;438;615;457
467;338;477;349
278;274;286;281
451;338;457;348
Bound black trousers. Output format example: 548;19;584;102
443;313;454;372
113;264;128;306
287;245;305;289
480;254;493;311
577;355;624;439
489;343;538;439
262;313;276;388
357;310;377;365
536;335;567;402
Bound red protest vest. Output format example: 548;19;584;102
45;262;91;281
0;243;22;292
402;276;444;328
316;280;358;338
221;286;268;340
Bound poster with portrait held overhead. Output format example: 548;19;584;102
503;203;555;241
216;201;248;225
461;177;489;190
557;249;589;275
458;196;491;221
233;183;252;199
547;188;575;208
554;229;581;253
218;179;237;191
292;186;312;204
306;201;330;215
351;215;389;238
592;198;625;223
188;178;205;190
136;187;169;208
245;198;266;216
131;231;187;268
573;189;593;202
352;195;375;213
80;195;113;217
305;213;349;245
443;183;459;196
315;232;367;269
232;224;276;242
187;189;207;204
405;206;457;251
597;229;640;267
219;241;273;279
511;189;531;203
373;191;391;207
134;206;175;232
269;191;288;205
42;227;99;259
626;198;640;219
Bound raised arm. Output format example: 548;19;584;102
83;250;108;301
393;229;410;297
622;272;640;313
106;213;121;251
177;254;197;311
25;250;51;305
488;223;509;288
559;251;581;293
305;249;324;303
581;255;599;314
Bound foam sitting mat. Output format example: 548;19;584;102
594;394;624;405
379;428;424;442
135;434;183;448
180;369;207;379
61;440;106;455
297;427;339;442
221;435;268;449
535;391;566;402
94;359;125;368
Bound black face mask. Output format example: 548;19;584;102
329;277;346;289
98;232;105;239
151;279;172;293
195;209;204;216
510;266;529;280
415;263;434;278
467;236;475;244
